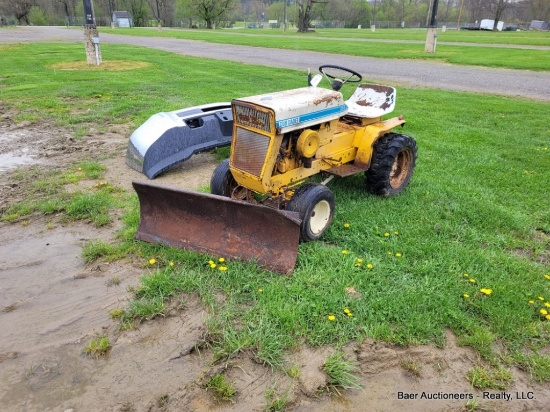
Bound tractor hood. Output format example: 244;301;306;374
234;87;347;134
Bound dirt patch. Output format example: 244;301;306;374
50;61;151;71
1;118;549;412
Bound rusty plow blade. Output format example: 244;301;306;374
133;181;301;274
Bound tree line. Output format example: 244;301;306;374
1;0;548;31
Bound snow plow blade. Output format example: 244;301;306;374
133;181;301;274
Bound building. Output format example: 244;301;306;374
112;11;132;28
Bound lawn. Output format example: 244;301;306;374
1;42;550;381
98;26;550;71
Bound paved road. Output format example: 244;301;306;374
2;26;550;101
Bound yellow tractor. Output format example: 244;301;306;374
131;65;417;273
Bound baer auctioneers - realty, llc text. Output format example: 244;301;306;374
397;391;536;401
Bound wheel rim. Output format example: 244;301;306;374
309;200;331;235
390;149;413;189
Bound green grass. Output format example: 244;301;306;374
98;27;550;71
205;373;237;402
0;43;305;128
1;42;550;385
264;386;292;411
84;335;111;358
223;26;550;46
467;366;514;390
322;351;362;392
0;160;123;226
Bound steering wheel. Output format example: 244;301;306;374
319;65;362;85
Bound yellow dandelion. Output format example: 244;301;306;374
149;258;156;265
356;258;363;263
342;250;349;255
354;263;361;267
77;167;82;171
210;263;216;269
463;294;470;299
258;288;263;293
540;309;548;316
208;260;214;265
545;302;550;308
480;288;493;296
463;273;469;277
219;266;228;271
387;251;393;255
218;257;225;263
344;308;351;314
169;261;174;267
344;223;350;228
328;315;336;321
469;279;476;283
394;231;399;235
539;297;545;301
384;232;390;237
545;274;550;280
395;253;402;257
546;315;550;321
347;312;353;317
367;263;374;269
528;300;535;305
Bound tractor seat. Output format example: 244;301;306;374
345;84;396;118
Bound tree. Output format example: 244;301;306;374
0;0;36;24
186;0;237;29
57;0;78;24
528;0;550;20
106;0;116;23
317;0;370;28
147;0;165;25
490;0;511;30
297;0;326;32
123;0;149;26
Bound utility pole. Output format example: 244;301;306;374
83;0;101;65
424;0;439;53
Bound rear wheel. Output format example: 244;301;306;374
365;133;417;197
210;159;238;197
286;184;335;242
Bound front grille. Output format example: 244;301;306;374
232;127;270;177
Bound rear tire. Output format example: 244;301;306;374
365;133;417;197
286;184;335;242
210;159;237;197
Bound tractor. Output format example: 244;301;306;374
130;65;417;273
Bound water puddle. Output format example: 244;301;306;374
0;151;39;172
0;130;42;172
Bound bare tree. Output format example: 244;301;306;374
527;0;550;21
0;0;36;24
57;0;78;24
490;0;511;29
297;0;327;32
187;0;236;29
148;0;165;26
107;0;117;23
464;0;488;25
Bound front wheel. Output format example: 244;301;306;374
365;133;417;197
210;159;238;197
286;184;335;242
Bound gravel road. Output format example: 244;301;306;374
2;26;550;101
